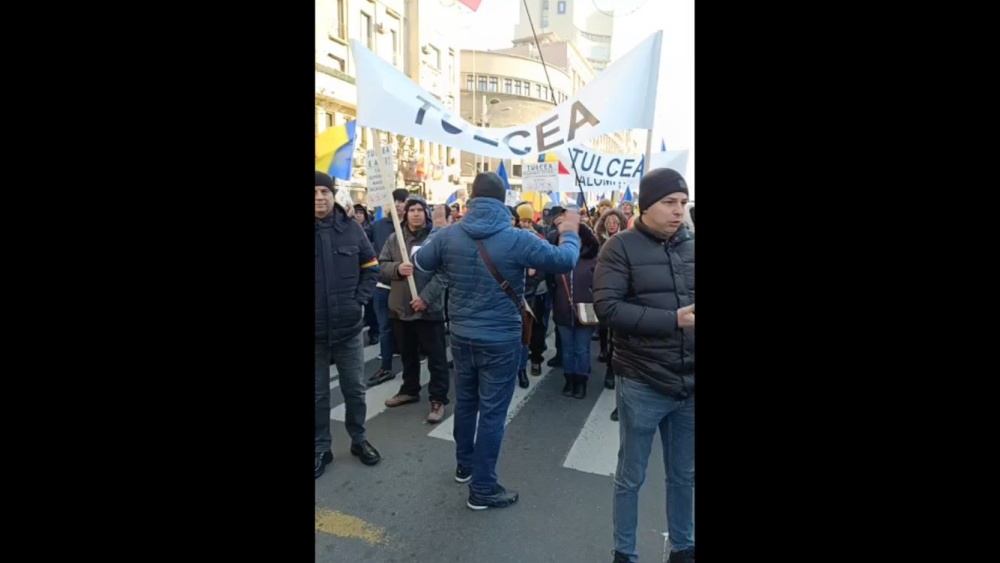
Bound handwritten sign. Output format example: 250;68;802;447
365;145;394;207
521;162;559;192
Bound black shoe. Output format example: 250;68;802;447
466;484;519;510
517;370;529;389
350;441;381;466
530;361;541;376
455;465;472;483
598;349;607;363
572;375;587;399
667;548;694;563
367;368;395;386
612;551;630;563
547;356;562;368
604;371;615;389
314;451;333;479
562;374;574;397
610;407;619;422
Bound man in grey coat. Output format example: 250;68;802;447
378;196;451;423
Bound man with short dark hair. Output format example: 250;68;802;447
314;172;382;478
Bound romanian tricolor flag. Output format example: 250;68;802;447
316;120;358;180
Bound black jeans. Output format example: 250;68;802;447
528;293;549;363
393;319;450;404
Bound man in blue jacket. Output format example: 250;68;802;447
315;172;382;478
413;172;581;510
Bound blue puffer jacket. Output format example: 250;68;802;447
413;197;581;342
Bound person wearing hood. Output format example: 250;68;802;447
412;172;581;511
314;172;382;478
620;200;635;223
378;196;451;424
594;207;628;393
368;189;412;387
548;206;601;399
513;201;547;387
595;168;695;563
542;205;568;369
352;203;378;344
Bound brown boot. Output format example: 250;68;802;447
427;400;445;423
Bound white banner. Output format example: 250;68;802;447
351;31;662;160
537;147;689;192
516;148;689;193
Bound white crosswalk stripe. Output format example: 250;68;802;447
427;332;557;442
561;387;619;476
331;347;452;421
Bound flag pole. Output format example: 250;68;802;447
373;132;419;298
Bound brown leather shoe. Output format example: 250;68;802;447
385;393;419;407
427;401;445;423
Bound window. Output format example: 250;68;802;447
542;0;549;8
390;29;399;66
326;54;345;72
478;75;487;91
331;0;347;40
541;17;548;28
504;78;512;93
448;49;456;82
489;77;498;92
557;1;566;14
467;75;474;91
591;46;611;59
542;86;549;102
327;113;336;128
429;45;441;69
523;81;531;95
536;84;542;98
360;12;373;49
514;81;522;96
512;164;522;177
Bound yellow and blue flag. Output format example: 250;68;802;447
315;120;358;180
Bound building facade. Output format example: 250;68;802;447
514;0;614;71
315;0;465;206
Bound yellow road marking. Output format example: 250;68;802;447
315;508;388;546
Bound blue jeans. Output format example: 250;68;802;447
450;333;520;496
557;325;596;376
373;287;394;371
613;377;695;560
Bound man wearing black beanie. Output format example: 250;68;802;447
315;170;383;476
594;167;695;563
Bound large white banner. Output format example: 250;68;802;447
568;147;689;191
520;147;689;192
351;31;662;160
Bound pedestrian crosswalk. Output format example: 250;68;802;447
323;327;624;478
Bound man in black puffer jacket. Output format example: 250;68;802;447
315;172;382;478
594;168;695;563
